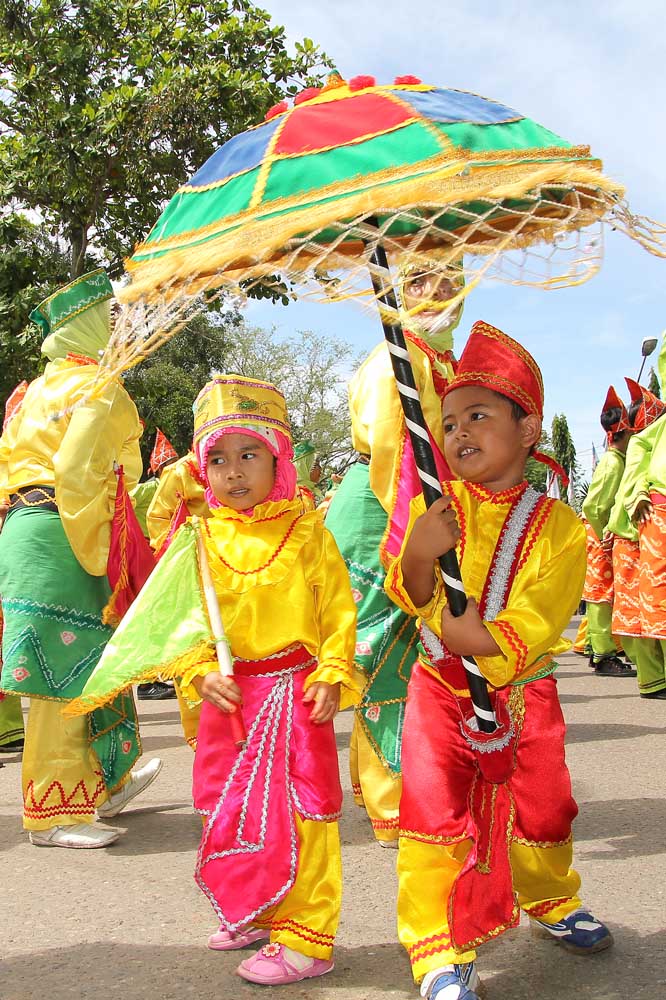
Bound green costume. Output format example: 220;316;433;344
130;477;159;537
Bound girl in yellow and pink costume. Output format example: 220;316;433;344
70;374;359;985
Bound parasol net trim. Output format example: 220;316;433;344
82;184;666;400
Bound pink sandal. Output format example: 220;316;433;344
207;926;269;951
237;943;334;985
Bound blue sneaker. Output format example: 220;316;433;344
532;908;613;954
421;963;481;1000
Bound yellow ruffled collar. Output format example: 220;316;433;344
204;497;318;593
209;497;303;524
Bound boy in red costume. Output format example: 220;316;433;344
385;321;612;1000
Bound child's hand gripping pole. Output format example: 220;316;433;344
193;517;246;748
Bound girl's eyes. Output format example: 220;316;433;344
443;423;455;434
470;412;486;421
210;451;256;465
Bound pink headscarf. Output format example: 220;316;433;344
196;425;297;512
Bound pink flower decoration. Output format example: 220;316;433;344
294;87;322;105
355;641;372;656
351;588;363;604
365;705;381;723
122;740;132;754
264;101;288;121
60;630;77;645
349;75;376;91
394;75;422;86
12;666;30;682
261;942;282;957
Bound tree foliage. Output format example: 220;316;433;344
551;413;577;480
124;311;238;468
0;213;72;405
124;316;358;476
648;366;661;399
220;322;359;471
525;419;583;509
0;0;330;277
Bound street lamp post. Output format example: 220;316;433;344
637;336;659;383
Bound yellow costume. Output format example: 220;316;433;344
387;482;586;978
146;452;207;552
0;359;142;575
326;330;456;842
381;321;604;985
180;500;359;698
351;335;454;528
0;271;143;832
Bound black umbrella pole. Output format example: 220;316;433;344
368;242;497;733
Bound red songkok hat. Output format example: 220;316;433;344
444;320;544;417
601;385;630;436
149;428;178;473
2;380;28;432
624;377;666;431
444;320;569;487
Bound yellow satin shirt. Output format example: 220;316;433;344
146;452;208;551
385;481;586;691
349;338;454;519
0;359;142;575
181;498;360;706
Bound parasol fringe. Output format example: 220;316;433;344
121;161;619;302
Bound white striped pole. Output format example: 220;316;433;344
367;232;497;733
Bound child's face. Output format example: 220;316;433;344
206;433;275;510
402;271;461;330
442;386;541;492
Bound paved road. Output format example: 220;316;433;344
2;618;666;1000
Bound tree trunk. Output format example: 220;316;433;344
70;228;88;279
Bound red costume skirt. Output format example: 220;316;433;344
581;520;613;604
611;538;641;637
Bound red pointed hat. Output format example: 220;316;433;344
444;320;571;487
624;377;666;431
444;320;544;417
601;385;630;433
2;380;29;432
149;428;178;473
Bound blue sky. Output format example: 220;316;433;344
244;0;666;478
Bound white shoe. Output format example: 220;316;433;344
97;757;163;818
29;823;120;849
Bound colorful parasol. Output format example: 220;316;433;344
95;73;666;732
99;72;666;380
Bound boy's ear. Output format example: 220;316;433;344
521;414;542;450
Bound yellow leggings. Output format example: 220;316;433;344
254;815;342;959
350;718;401;843
21;698;112;831
398;836;582;980
0;693;24;746
174;679;201;750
